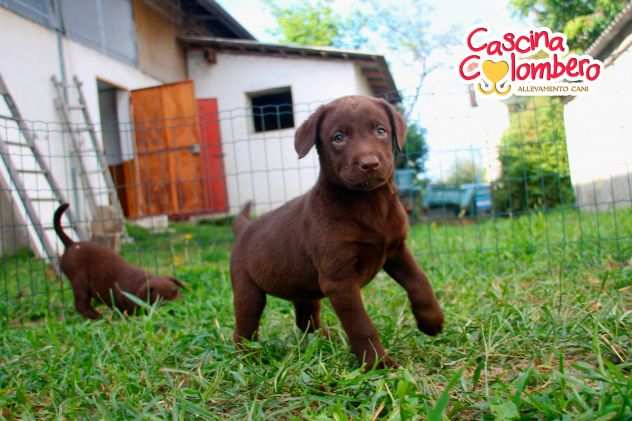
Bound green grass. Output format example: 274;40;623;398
1;207;631;419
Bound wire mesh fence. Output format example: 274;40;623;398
1;93;631;324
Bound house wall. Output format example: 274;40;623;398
564;27;632;211
0;6;161;254
187;50;375;213
132;0;188;83
0;177;29;255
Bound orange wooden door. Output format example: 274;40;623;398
130;81;206;217
198;99;228;213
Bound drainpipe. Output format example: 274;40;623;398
53;0;67;100
52;0;81;222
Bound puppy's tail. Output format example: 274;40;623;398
233;201;253;237
53;203;74;249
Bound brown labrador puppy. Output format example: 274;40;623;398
230;95;443;368
54;203;184;320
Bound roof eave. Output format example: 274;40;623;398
586;2;632;60
180;36;401;103
195;1;256;40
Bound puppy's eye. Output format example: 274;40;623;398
333;132;345;143
376;126;387;137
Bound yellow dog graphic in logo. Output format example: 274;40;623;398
478;60;511;96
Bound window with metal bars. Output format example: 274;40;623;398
249;87;295;133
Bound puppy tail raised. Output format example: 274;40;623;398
53;203;74;249
233;201;253;237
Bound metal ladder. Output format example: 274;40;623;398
51;75;126;231
0;74;84;268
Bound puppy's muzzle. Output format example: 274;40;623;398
347;155;387;190
358;155;381;172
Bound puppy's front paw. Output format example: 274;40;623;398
379;355;400;369
233;331;258;350
363;354;400;370
416;306;444;336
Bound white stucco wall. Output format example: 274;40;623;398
564;34;632;211
0;6;160;253
188;51;375;214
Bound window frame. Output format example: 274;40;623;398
248;87;295;134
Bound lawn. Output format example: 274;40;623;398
1;207;631;419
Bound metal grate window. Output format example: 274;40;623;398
1;0;137;64
0;0;55;28
250;87;295;133
60;0;137;64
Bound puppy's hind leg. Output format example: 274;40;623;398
231;270;267;344
293;299;330;337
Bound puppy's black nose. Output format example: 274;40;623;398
359;155;380;171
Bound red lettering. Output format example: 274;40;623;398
549;35;565;52
502;33;515;51
552;54;565;79
467;27;488;52
515;63;530;80
488;40;502;56
459;55;480;80
566;58;578;78
462;30;601;86
533;30;548;51
531;61;549;80
578;58;591;76
515;36;531;54
586;63;600;81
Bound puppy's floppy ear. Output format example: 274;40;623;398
170;277;185;289
295;105;326;159
376;98;407;152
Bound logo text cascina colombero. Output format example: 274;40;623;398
458;27;603;97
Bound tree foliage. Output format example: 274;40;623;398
362;0;457;117
397;122;429;173
265;0;455;115
493;97;575;212
510;0;628;51
264;0;367;48
266;1;432;175
444;160;484;186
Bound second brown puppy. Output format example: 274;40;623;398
54;203;184;319
230;95;444;368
